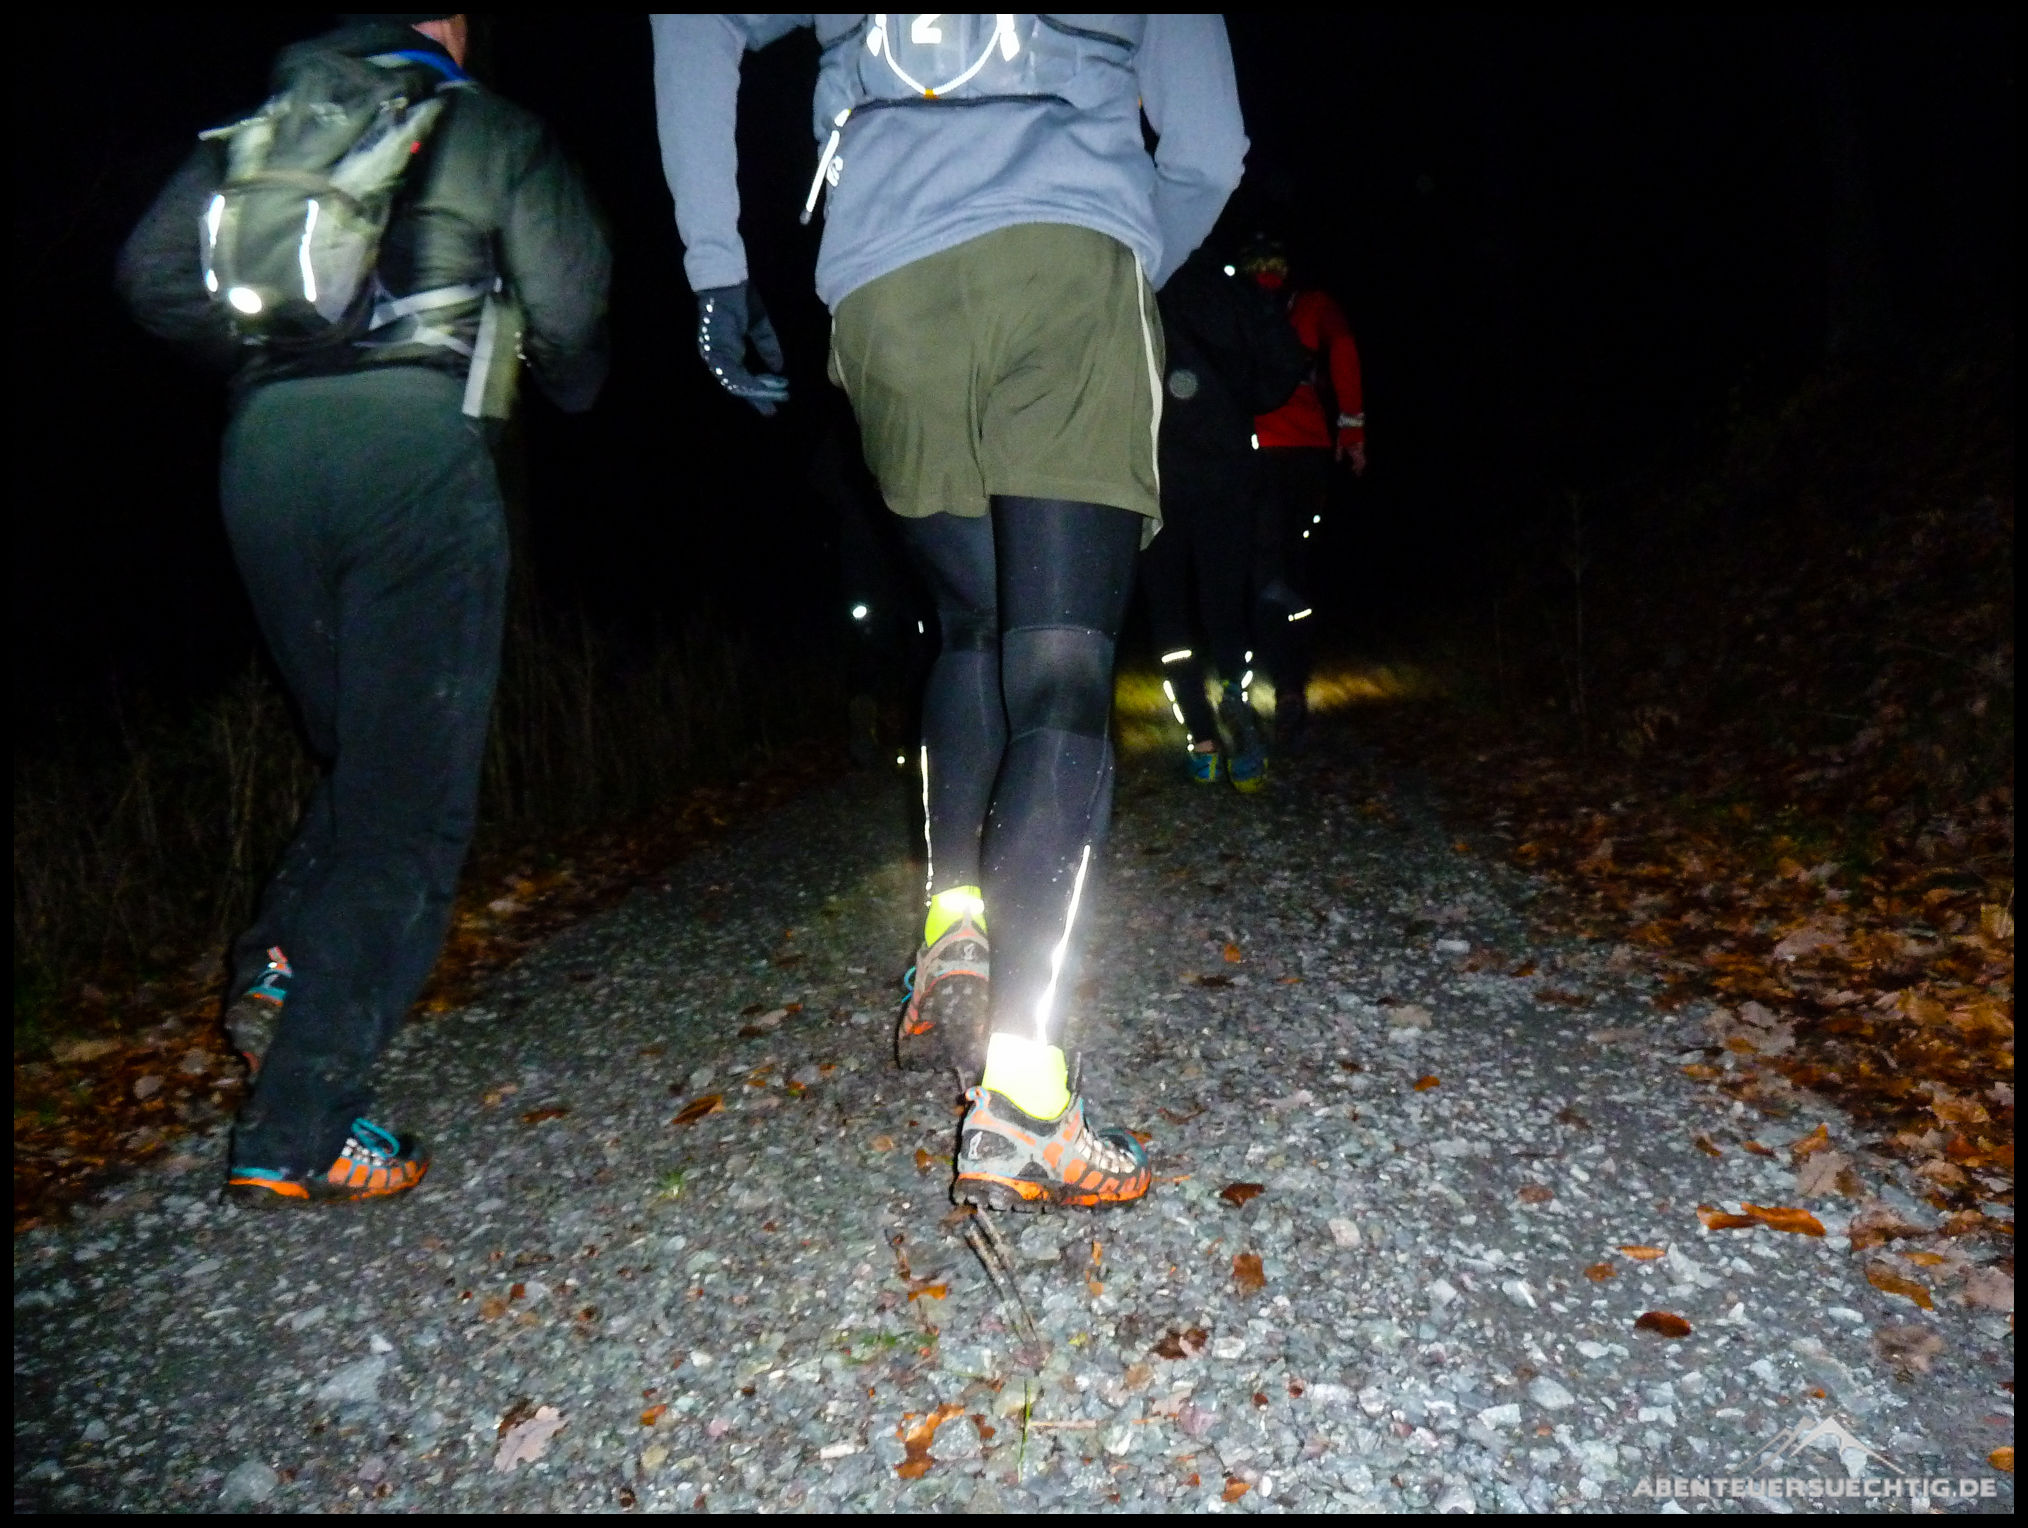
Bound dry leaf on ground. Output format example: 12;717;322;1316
1584;1263;1617;1282
640;1404;668;1426
1742;1203;1826;1236
1617;1245;1668;1261
1414;1075;1442;1091
1991;1446;2015;1474
519;1107;568;1126
1790;1123;1832;1159
1871;1323;1944;1374
1517;1183;1555;1204
1153;1326;1209;1360
670;1094;722;1126
1634;1311;1693;1338
1232;1252;1266;1294
1223;1476;1251;1502
1848;1200;1932;1250
895;1404;964;1480
1865;1263;1935;1310
1219;1182;1266;1208
493;1405;565;1472
1960;1266;2014;1313
1223;942;1244;964
1696;1205;1759;1231
1796;1149;1860;1198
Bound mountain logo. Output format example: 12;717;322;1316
1749;1415;1904;1477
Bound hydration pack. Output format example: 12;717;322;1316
804;13;1142;222
197;49;464;349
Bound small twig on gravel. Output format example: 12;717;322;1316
1025;1418;1100;1430
957;1209;1043;1355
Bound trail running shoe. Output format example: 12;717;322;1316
1219;684;1269;794
226;1118;428;1208
953;1087;1152;1212
224;946;291;1073
897;902;990;1080
1187;748;1223;785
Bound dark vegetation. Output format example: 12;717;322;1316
1390;332;2014;1216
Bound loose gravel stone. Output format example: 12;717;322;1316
11;752;2016;1513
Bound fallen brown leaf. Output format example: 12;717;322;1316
1634;1310;1693;1338
1222;1476;1251;1502
1694;1134;1724;1158
1618;1245;1668;1261
913;1147;935;1174
493;1404;565;1472
519;1107;569;1126
1517;1183;1554;1205
1871;1322;1944;1374
1991;1446;2014;1474
1796;1148;1858;1198
1696;1205;1759;1231
1865;1263;1934;1310
1123;1361;1153;1391
1219;1182;1266;1209
1790;1122;1832;1159
870;1134;896;1153
640;1404;668;1426
1742;1203;1826;1236
670;1094;723;1126
1960;1266;2014;1312
1152;1326;1209;1360
906;1282;949;1302
895;1404;964;1480
1223;942;1243;964
1584;1262;1617;1281
1414;1075;1442;1091
1741;1139;1775;1157
1232;1252;1266;1294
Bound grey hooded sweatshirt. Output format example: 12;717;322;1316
650;13;1247;308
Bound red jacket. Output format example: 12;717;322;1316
1254;286;1364;451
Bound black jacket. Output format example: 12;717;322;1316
115;23;610;412
1158;250;1309;475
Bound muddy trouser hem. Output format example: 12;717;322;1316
223;367;508;1175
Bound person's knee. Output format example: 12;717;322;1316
940;605;997;652
1001;624;1115;738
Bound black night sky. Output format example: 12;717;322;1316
15;13;2016;715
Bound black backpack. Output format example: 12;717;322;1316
1227;279;1311;417
197;49;461;348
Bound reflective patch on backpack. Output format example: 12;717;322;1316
197;51;457;349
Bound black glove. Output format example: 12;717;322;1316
695;282;790;416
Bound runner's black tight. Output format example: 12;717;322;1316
900;497;1141;1044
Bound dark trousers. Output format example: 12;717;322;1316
900;498;1141;1043
223;367;509;1175
1142;452;1253;744
1254;447;1331;724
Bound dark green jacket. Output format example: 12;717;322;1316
116;22;610;412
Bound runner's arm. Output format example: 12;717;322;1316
1135;13;1248;289
501;127;613;412
113;143;237;371
1316;293;1365;447
650;13;809;293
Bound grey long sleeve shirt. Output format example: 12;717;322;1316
651;13;1247;307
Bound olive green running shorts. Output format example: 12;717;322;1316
828;223;1164;530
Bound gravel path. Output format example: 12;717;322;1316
13;735;2015;1513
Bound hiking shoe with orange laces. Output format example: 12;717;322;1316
952;1087;1152;1212
897;910;990;1081
224;946;291;1074
227;1119;429;1207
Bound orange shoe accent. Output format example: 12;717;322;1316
953;1088;1151;1213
